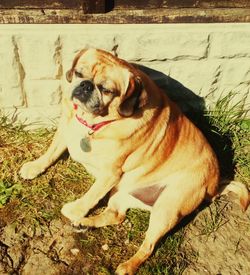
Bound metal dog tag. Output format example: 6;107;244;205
80;136;91;152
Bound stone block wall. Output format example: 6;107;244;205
0;24;249;128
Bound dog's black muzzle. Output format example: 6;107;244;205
72;80;103;114
72;80;94;103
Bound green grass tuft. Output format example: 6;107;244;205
206;91;250;184
0;180;22;207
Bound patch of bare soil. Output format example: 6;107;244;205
0;196;249;274
183;197;250;275
0;218;79;275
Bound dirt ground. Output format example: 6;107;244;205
184;197;250;275
0;194;249;275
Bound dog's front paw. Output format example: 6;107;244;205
19;161;45;180
116;262;135;275
61;199;85;223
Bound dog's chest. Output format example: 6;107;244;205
64;119;98;171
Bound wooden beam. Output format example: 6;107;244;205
82;0;106;14
0;0;107;13
115;0;250;10
0;0;83;9
0;8;250;23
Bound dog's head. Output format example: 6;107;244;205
66;49;148;118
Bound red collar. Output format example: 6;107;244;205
75;114;114;132
73;103;114;132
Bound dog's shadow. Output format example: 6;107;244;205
138;64;235;179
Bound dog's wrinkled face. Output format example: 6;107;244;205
66;49;147;118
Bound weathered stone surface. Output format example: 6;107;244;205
0;87;24;108
16;34;62;80
116;31;209;61
60;32;116;72
145;60;222;96
0;24;250;126
0;35;25;108
219;59;250;87
2;106;61;129
209;31;250;58
25;80;63;107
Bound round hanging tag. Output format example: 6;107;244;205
80;136;91;152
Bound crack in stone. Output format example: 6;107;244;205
35;246;69;267
204;33;211;59
129;55;207;63
12;36;27;108
111;36;119;57
54;35;63;80
218;53;250;59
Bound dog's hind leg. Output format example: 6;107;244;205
72;190;135;228
72;187;152;228
116;179;206;275
73;207;126;229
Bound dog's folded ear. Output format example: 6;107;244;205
118;75;148;117
66;70;73;83
66;49;87;83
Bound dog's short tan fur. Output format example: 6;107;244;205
20;49;249;275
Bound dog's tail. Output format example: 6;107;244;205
215;180;250;211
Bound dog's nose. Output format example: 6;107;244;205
80;80;94;93
72;80;95;103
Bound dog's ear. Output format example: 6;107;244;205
66;49;87;83
66;69;73;83
118;74;148;117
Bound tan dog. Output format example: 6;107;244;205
20;48;249;275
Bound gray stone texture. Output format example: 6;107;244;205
0;24;249;127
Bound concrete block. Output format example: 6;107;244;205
158;60;222;97
16;34;62;80
116;31;209;61
0;35;25;108
210;31;250;58
2;105;61;129
61;31;116;73
25;80;62;107
219;59;250;87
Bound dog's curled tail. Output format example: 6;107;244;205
216;180;250;211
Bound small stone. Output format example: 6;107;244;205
70;248;80;256
101;244;109;251
124;239;130;245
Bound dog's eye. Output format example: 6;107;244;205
98;84;114;95
75;71;83;78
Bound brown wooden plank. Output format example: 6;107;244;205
114;0;250;9
83;0;106;13
0;0;107;14
0;0;83;9
0;8;250;23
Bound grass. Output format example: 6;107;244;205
0;115;93;229
206;91;250;182
0;90;249;274
0;180;22;207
